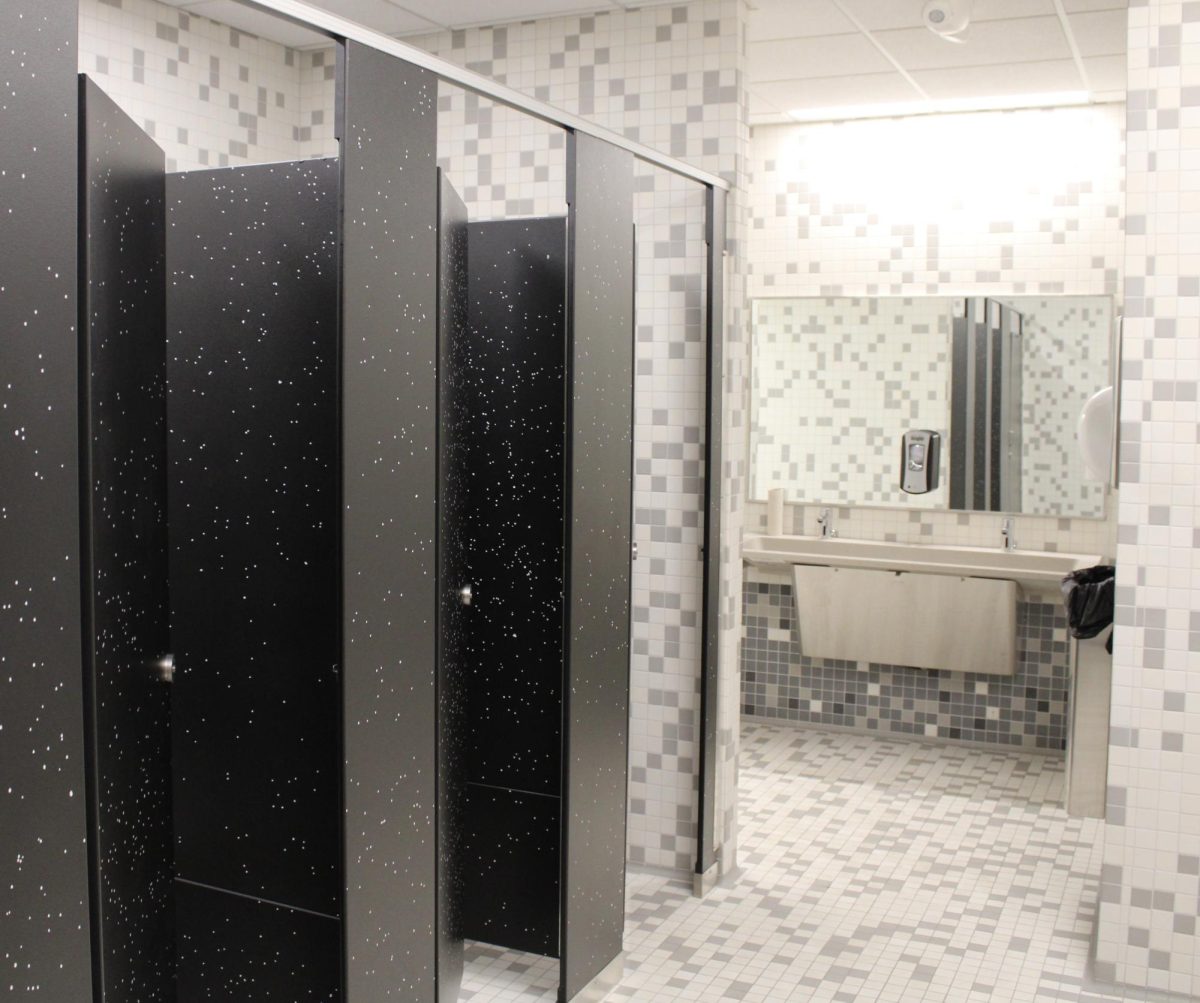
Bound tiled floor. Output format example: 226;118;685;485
459;722;1189;1002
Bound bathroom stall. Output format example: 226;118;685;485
73;30;640;1003
2;0;728;999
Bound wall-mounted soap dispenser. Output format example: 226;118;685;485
901;430;941;494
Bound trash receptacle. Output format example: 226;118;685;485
1061;564;1115;653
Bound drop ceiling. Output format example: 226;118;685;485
747;0;1129;125
152;0;689;49
154;0;1129;124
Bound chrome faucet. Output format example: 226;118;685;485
1001;517;1017;552
817;508;837;539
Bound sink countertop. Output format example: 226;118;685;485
742;533;1104;589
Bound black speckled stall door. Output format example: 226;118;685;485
459;216;568;959
561;132;635;1002
166;160;342;1001
338;41;441;1002
0;1;95;997
80;76;174;1003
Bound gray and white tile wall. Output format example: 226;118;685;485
1095;0;1200;994
741;102;1124;752
76;0;751;878
1013;296;1112;518
79;0;312;170
750;294;1112;519
750;296;952;508
742;579;1072;752
746;103;1124;558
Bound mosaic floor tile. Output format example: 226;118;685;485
460;722;1189;1003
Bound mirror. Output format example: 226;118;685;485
750;295;1113;519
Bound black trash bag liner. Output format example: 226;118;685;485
1061;564;1115;650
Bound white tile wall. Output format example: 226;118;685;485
79;0;310;170
750;296;952;508
1095;0;1200;994
746;103;1126;561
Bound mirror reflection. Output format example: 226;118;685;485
750;295;1113;519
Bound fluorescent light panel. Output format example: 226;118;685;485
788;91;1093;124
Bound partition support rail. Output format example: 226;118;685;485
695;186;726;891
235;0;728;192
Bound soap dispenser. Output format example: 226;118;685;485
900;430;941;494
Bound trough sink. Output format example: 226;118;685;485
741;534;1103;589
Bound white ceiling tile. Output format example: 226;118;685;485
1062;0;1128;11
834;0;923;31
747;0;854;42
399;0;616;28
838;0;1055;32
1083;53;1126;91
748;34;892;84
751;72;922;114
308;0;442;34
911;58;1085;98
747;84;790;124
1067;9;1128;56
969;0;1058;21
182;0;330;46
873;17;1070;71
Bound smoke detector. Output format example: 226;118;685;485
921;1;971;43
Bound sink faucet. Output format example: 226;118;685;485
817;508;837;539
1001;517;1017;552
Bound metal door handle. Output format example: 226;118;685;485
152;653;175;684
459;584;473;606
632;542;638;561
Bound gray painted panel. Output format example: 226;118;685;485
436;170;468;1003
0;1;94;996
338;41;440;1001
561;132;635;1002
80;77;173;1002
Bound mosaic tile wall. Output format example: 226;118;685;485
750;295;1112;519
741;577;1071;752
1011;296;1112;517
1095;0;1200;994
78;0;315;170
744;103;1124;621
77;0;751;878
750;296;952;508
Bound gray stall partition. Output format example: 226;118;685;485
338;41;445;1001
0;1;96;997
561;132;636;1002
79;77;174;1002
436;170;469;1003
166;160;342;1000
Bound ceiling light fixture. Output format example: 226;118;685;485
922;0;972;43
787;91;1093;125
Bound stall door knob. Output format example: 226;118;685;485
459;584;473;606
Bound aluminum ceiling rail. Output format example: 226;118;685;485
239;0;731;191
